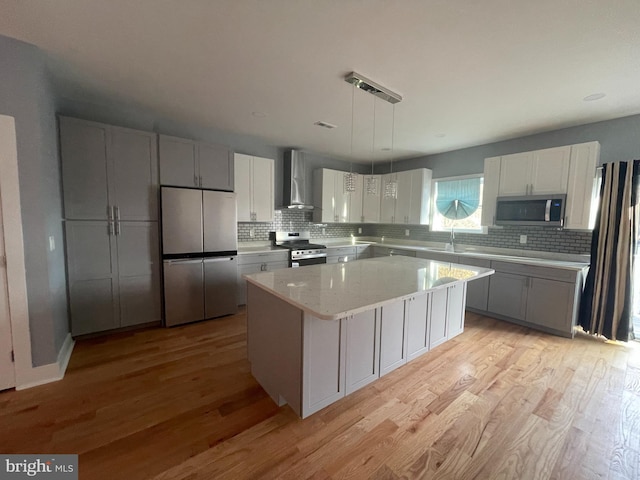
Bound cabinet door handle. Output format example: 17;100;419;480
108;221;114;236
107;205;113;221
114;205;120;222
115;220;120;236
199;175;203;187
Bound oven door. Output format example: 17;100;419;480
291;254;327;268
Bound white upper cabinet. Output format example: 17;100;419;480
361;174;381;223
313;169;359;223
565;141;600;230
498;151;534;196
530;146;571;195
481;156;501;227
498;146;571;196
482;142;600;228
234;153;274;222
159;135;233;191
381;169;432;224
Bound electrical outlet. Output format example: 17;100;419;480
405;229;410;236
358;227;362;234
249;228;255;238
322;227;326;235
520;235;527;244
48;236;55;251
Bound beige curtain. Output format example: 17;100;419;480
579;160;639;341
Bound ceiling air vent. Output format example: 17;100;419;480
314;121;337;129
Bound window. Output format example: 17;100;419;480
431;175;486;233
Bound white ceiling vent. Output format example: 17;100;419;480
314;121;337;129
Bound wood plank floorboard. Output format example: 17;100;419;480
2;309;640;479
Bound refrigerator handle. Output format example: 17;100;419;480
163;259;204;265
203;257;236;263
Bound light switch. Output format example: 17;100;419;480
520;235;527;244
48;235;55;251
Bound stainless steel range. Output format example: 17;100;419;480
273;231;327;267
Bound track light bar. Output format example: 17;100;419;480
344;72;402;104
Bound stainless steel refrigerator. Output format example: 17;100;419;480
161;186;238;326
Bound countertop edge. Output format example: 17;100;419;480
244;263;495;320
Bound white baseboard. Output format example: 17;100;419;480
15;333;75;390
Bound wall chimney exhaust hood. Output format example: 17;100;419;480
282;150;314;210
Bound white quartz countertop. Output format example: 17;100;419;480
244;256;494;320
314;238;589;271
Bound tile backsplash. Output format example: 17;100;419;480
237;210;592;255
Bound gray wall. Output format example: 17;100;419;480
0;35;69;366
390;114;640;178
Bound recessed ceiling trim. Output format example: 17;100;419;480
583;93;606;102
314;121;337;129
344;72;402;104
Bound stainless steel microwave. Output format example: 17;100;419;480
495;194;566;226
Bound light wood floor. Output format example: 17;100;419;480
2;309;640;479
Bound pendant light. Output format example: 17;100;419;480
343;82;357;193
366;95;378;195
383;104;398;199
343;72;402;197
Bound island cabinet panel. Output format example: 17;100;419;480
406;294;430;361
345;309;380;394
447;282;467;339
379;301;408;376
246;284;303;414
429;288;449;349
303;315;346;416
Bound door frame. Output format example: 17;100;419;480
0;114;71;390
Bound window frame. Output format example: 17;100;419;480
430;173;487;234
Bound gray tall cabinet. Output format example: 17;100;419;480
60;117;161;336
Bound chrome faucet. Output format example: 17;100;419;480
445;228;455;252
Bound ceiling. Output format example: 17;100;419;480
1;0;639;163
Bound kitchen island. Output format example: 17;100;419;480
244;256;494;418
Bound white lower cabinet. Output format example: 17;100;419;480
429;288;449;349
379;301;407;376
406;294;430;360
302;315;346;417
447;282;467;339
345;310;380;394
